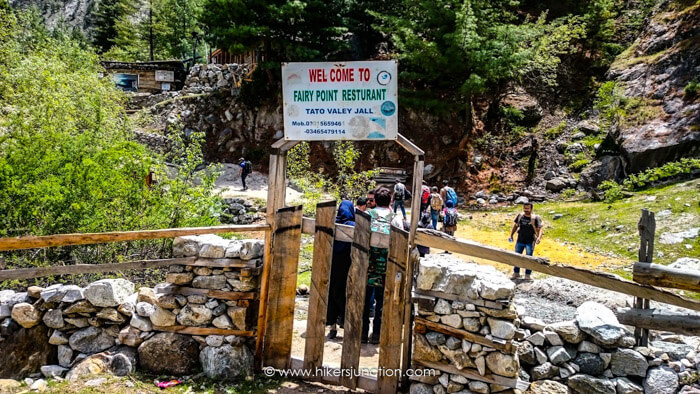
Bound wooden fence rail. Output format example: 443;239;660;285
615;307;700;336
0;224;269;252
299;219;700;312
633;262;700;292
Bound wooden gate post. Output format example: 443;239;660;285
634;209;655;346
263;205;304;369
303;201;337;372
378;226;410;393
340;210;372;389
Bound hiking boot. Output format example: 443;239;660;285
370;335;380;345
327;329;337;340
524;274;532;281
510;273;521;280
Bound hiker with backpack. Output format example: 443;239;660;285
508;202;544;281
417;210;434;257
238;157;252;191
420;180;431;214
363;186;404;344
392;179;408;219
442;199;458;236
326;200;355;340
440;180;458;209
429;186;443;229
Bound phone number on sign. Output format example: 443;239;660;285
292;120;343;127
304;129;346;135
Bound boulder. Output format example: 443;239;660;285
150;306;176;327
433;299;452;315
42;309;64;329
487;318;516;340
649;340;693;361
575;120;600;135
173;236;201;257
573;352;605;376
576;301;627;346
550;320;584;344
200;344;253;380
212;315;233;329
137;287;157;304
130;314;152;331
613;377;643;394
66;347;136;381
531;362;558;380
40;365;67;379
579;156;625;190
49;330;69;346
84;279;134;307
192;275;227;289
410;383;434;394
178;304;213;326
526;380;569;394
240;240;264;260
64;300;98;314
416;255;513;300
518;341;537;365
547;346;572;365
567;374;616;394
58;345;73;368
166;272;194;285
96;308;125;323
138;333;200;374
135;302;155;317
11;303;42;329
643;366;678;394
61;285;85;303
68;327;115;354
413;334;443;363
610;349;648;377
0;325;56;378
546;178;568;192
485;352;519;377
118;326;143;347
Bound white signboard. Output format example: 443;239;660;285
282;61;398;140
155;70;175;82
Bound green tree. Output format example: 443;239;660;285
200;0;347;63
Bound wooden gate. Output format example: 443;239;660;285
259;203;412;392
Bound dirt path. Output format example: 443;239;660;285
215;164;303;202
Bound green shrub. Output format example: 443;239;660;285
545;121;567;139
0;13;221;273
599;180;624;202
623;158;700;189
569;158;591;172
560;188;577;199
684;80;699;100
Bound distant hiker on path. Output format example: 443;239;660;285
393;179;407;219
326;200;355;339
420;180;431;214
508;202;544;281
440;180;458;209
442;200;458;236
239;157;252;191
429;186;443;229
417;210;434;257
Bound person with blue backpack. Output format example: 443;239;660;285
440;180;458;210
238;157;252;191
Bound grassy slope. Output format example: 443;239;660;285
455;179;699;278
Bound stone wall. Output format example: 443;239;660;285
0;235;263;383
520;302;700;394
183;63;256;95
409;254;524;393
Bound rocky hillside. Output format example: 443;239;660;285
130;1;699;198
9;0;93;33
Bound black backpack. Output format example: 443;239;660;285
244;160;252;174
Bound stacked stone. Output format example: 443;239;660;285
410;254;521;394
521;301;700;394
183;63;256;94
0;235;263;382
220;197;264;225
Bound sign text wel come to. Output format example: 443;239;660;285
282;61;398;141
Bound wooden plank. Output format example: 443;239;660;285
280;140;300;152
0;224;269;252
289;357;378;392
615;307;700;336
414;288;506;310
303;200;337;371
635;209;655;346
401;155;423;388
633;262;700;292
177;287;258;301
264;205;303;370
396;133;425;156
413;359;529;391
273;152;288;211
153;325;255;337
186;258;258;268
256;152;279;369
340;209;372;389
414;317;514;354
378;226;409;394
0;257;194;281
302;217;390;248
414;230;700;312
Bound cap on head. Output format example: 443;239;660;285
442;180;448;186
239;157;245;162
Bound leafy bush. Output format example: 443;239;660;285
0;11;221;273
545;121;567;139
684;80;699;100
560;188;577;199
569;158;591;172
598;158;700;203
599;180;624;202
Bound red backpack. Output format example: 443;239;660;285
421;185;430;204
